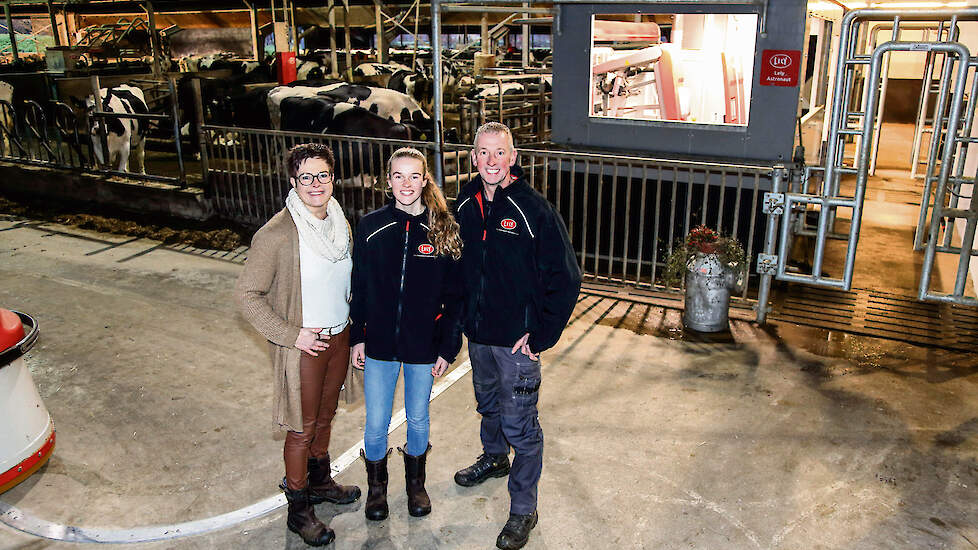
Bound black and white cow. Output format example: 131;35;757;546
466;77;552;100
179;54;272;84
385;58;468;108
387;70;433;110
284;78;346;88
232;60;272;84
268;83;434;139
279;96;411;139
296;59;330;81
264;53;332;82
352;62;412;87
278;96;411;184
468;82;526;100
178;53;222;72
267;83;347;128
82;85;149;173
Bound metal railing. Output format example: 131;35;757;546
203;123;774;302
0;99;91;169
202;124;436;227
458;93;552;145
0;77;187;186
470;146;772;296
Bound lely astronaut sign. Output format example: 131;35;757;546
760;50;801;87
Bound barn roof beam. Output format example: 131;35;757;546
7;0;423;16
441;5;552;15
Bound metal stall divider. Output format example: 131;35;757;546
909;21;958;182
763;8;978;317
0;99;28;161
913;21;964;250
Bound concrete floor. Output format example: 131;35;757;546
2;203;977;549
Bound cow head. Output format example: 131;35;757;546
413;58;427;76
71;92;118;166
409;75;434;111
182;76;237;126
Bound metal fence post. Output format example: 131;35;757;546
90;75;107;170
755;165;785;324
537;74;546;140
167;75;186;186
431;0;445;186
191;78;209;187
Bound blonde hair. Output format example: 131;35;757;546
387;147;463;260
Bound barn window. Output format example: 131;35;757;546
589;13;757;126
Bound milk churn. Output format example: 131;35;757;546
682;253;739;332
0;308;55;494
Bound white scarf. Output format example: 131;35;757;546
285;189;351;262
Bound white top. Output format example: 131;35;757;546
298;229;352;331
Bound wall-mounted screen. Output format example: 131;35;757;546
589;13;758;126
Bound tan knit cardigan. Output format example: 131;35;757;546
235;208;351;432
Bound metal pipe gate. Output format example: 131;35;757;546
756;7;978;320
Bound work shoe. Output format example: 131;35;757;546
283;486;335;547
454;453;510;487
307;453;361;505
362;448;391;521
399;444;432;517
495;510;538;550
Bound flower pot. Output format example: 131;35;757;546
682;252;737;332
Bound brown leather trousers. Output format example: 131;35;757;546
284;327;350;490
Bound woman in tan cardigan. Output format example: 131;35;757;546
235;143;360;547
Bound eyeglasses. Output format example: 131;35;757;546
295;171;333;186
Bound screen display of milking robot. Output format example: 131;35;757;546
590;13;757;126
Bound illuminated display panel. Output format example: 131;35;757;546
589;13;757;126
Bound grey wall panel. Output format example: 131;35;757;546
552;1;808;163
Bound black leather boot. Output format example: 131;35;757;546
307;453;362;505
454;452;510;487
283;486;335;547
362;448;391;521
496;511;538;550
399;444;432;517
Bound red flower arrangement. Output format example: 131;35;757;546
662;225;748;287
685;225;722;255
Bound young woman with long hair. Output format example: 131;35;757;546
349;147;464;521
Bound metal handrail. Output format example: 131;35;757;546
202;124;437;149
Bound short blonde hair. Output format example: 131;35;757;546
472;121;515;150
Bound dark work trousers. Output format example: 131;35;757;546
284;327;351;490
469;342;543;515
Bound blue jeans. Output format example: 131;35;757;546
363;356;435;461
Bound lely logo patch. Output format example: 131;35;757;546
500;218;517;230
418;243;434;255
